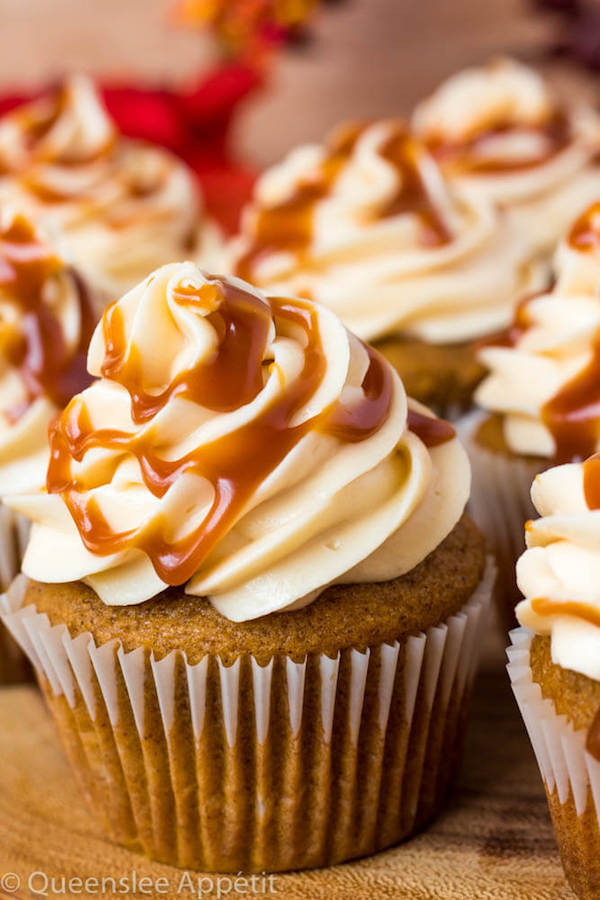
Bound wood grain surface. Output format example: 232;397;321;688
0;630;575;900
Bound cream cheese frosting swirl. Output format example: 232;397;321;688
228;119;541;345
517;456;600;681
413;58;600;257
476;201;600;461
6;263;470;621
0;75;220;304
0;208;93;495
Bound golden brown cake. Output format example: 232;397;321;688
1;265;493;872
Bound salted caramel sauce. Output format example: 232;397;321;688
531;596;600;629
235;121;453;283
427;109;572;175
568;201;600;254
542;331;600;463
583;452;600;509
47;279;407;586
406;408;455;447
235;122;365;283
0;214;94;420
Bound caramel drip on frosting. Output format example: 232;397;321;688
542;331;600;463
0;214;94;419
47;279;415;585
427;109;572;175
235;121;453;282
583;452;600;509
531;596;600;629
568;201;600;254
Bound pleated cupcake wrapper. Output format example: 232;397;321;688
460;412;544;630
507;627;600;899
0;504;30;683
1;558;494;872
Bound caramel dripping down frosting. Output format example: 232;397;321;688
235;120;454;285
0;211;94;420
476;200;600;462
47;272;454;587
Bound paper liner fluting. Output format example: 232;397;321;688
1;559;494;873
0;503;30;683
461;412;544;632
508;627;600;899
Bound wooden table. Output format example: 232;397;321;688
0;629;574;900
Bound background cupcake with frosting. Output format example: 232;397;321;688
508;456;600;900
0;206;93;682
469;200;600;625
1;262;494;871
0;75;222;310
227;119;543;418
413;57;600;262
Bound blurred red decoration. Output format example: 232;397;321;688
532;0;600;71
0;63;261;234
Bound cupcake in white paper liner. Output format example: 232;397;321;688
508;455;600;899
0;264;493;870
2;558;493;872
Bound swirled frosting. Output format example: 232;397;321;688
476;202;600;461
413;58;600;257
517;456;600;681
6;263;470;621
0;75;220;304
228;119;542;345
0;208;93;495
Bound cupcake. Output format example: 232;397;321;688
413;57;600;261
0;75;221;309
1;263;494;872
0;207;94;682
508;458;600;899
227;119;543;417
469;200;600;624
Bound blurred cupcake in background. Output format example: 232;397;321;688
227;119;543;417
0;206;94;682
1;263;494;871
469;201;600;625
413;57;600;261
0;75;221;309
508;457;600;900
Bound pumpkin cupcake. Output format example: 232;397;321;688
0;75;221;310
227;119;543;417
413;57;600;261
0;207;94;682
508;457;600;900
469;200;600;625
1;263;493;872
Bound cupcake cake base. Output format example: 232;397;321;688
2;518;494;873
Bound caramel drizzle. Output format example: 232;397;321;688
542;330;600;463
427;110;572;175
235;121;453;283
47;280;396;584
531;596;600;629
568;201;600;254
0;214;94;420
584;452;600;509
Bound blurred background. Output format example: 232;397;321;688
0;0;593;165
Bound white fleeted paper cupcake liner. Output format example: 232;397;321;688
1;558;494;872
507;627;600;898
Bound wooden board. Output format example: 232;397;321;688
0;631;575;900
